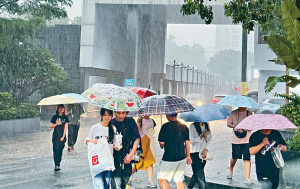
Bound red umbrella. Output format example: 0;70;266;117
130;87;157;99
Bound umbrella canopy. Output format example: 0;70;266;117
62;93;88;103
37;95;77;106
130;87;157;99
217;95;260;109
81;83;142;111
235;114;298;130
179;104;230;122
136;95;194;116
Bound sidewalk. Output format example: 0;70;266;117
0;114;295;188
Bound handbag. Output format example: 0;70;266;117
234;111;249;138
271;146;285;168
87;138;115;177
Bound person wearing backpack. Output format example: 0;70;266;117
227;107;252;184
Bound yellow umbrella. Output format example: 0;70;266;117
37;95;77;106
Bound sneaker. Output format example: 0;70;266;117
67;147;72;152
54;166;61;171
227;173;233;179
147;181;157;188
244;179;253;185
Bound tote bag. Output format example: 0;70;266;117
87;138;115;177
271;146;285;168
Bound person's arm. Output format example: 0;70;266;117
202;126;212;157
277;131;287;152
158;124;166;148
50;116;58;128
124;138;140;164
60;123;68;141
249;137;269;155
227;113;236;128
185;140;192;164
50;122;58;128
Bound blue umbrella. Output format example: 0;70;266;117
179;104;230;122
62;93;88;103
217;95;260;109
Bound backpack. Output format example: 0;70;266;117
234;111;249;138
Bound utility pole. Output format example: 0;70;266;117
241;29;248;96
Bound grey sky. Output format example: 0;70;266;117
66;0;82;19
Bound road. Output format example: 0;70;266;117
0;113;296;189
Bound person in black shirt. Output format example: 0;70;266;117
110;111;141;189
50;104;69;171
249;129;287;189
157;114;192;189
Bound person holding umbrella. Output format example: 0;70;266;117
111;111;141;189
235;114;296;189
50;104;69;171
227;107;252;183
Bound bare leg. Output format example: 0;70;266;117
158;179;169;189
147;165;154;181
176;181;185;189
229;158;237;175
244;160;251;180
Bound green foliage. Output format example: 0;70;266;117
0;92;38;121
181;0;283;33
275;92;300;127
0;92;12;110
224;0;282;33
289;129;300;151
265;0;300;93
181;0;214;24
0;44;68;104
0;0;73;20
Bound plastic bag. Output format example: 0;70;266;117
87;138;115;177
271;146;285;168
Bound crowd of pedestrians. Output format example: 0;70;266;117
49;105;287;189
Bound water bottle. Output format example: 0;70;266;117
261;141;276;155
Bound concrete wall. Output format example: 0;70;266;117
37;25;82;93
0;118;40;136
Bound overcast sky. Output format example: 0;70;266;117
66;0;82;19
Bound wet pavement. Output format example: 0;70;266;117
0;113;298;188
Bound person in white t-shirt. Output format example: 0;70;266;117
86;108;115;189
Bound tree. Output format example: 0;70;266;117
206;50;254;83
181;0;283;33
165;34;208;70
264;0;300;93
0;0;72;20
0;44;67;104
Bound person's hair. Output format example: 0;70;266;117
194;122;210;136
56;104;66;116
100;108;114;144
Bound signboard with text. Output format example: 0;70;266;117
124;79;135;87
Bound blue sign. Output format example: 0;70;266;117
124;79;135;87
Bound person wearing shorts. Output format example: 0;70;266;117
227;107;252;184
157;114;192;189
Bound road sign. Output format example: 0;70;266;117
124;79;135;87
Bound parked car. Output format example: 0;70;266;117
186;94;204;106
210;95;227;104
258;98;285;114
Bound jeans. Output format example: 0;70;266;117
93;171;113;189
52;138;65;167
188;153;207;189
68;124;80;147
111;163;132;189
